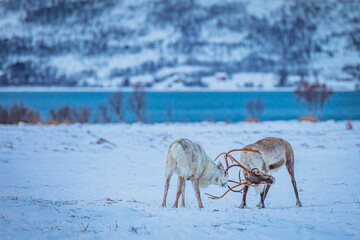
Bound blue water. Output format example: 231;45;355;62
0;91;359;122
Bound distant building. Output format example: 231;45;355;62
215;72;228;81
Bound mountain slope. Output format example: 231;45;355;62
0;0;359;89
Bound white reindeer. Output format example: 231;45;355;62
239;137;302;208
161;138;228;208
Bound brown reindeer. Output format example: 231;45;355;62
239;137;302;208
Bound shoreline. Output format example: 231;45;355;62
0;86;358;93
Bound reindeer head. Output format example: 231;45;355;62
212;162;229;187
245;168;275;185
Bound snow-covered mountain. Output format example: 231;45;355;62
0;0;359;90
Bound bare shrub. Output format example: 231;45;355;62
277;68;289;87
246;98;265;122
50;106;71;123
0;103;41;124
49;106;91;123
97;104;111;123
167;108;172;122
71;107;91;123
299;116;317;122
109;92;124;122
9;103;41;123
129;224;149;234
294;82;334;120
128;86;146;122
81;223;89;232
0;104;9;124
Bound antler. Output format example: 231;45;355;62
204;184;242;199
219;148;261;173
204;180;255;199
205;147;261;199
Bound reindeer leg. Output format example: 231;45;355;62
191;177;204;208
285;152;302;207
161;171;173;207
287;165;302;207
181;178;186;207
256;186;266;208
256;184;271;208
264;184;271;200
172;176;184;208
239;186;249;209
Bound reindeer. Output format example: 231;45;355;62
238;137;302;208
161;138;228;208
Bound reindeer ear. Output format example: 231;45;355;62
217;162;224;169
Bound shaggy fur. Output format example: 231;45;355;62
239;137;302;208
161;138;228;208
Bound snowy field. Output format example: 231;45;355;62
0;121;359;239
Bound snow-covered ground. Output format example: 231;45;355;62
0;121;359;239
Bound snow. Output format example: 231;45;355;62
1;121;359;239
156;66;209;79
0;75;358;92
50;55;88;76
202;73;280;91
0;12;22;38
1;0;359;91
201;28;248;44
246;0;284;18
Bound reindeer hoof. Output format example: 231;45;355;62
239;204;246;209
256;202;265;209
296;200;303;207
161;203;166;208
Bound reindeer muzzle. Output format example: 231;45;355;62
270;176;276;185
